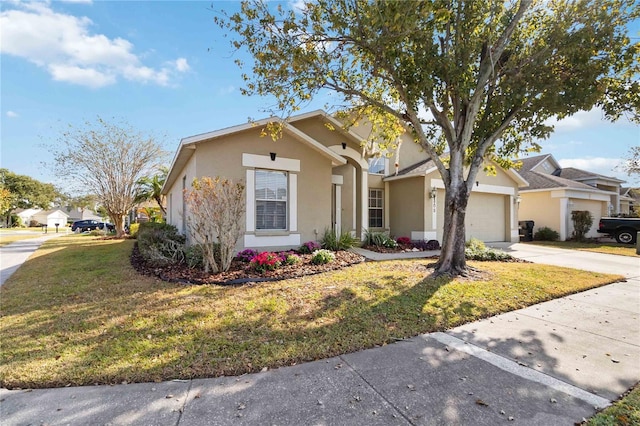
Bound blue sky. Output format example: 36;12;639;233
1;0;639;194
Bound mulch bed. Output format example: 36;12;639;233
131;244;366;286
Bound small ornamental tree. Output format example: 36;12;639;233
571;210;594;241
184;176;246;273
50;117;166;238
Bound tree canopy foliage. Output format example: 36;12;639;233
0;168;60;225
50;118;166;237
221;0;640;276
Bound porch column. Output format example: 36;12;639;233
361;169;368;239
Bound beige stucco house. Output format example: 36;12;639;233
162;110;526;251
517;154;625;240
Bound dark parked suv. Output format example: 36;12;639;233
71;220;115;232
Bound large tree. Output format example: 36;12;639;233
51;118;166;238
221;0;639;276
0;169;60;226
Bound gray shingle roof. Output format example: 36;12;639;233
519;170;598;191
517;154;553;173
391;158;436;177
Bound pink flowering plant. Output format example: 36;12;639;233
250;251;282;273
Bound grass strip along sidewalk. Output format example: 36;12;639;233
0;235;624;389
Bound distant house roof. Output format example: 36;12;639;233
517;154;560;174
558;167;624;183
516;153;624;192
519;170;598;191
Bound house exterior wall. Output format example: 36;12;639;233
388;176;426;239
519;191;561;237
568;198;607;239
167;128;334;251
166;152;197;235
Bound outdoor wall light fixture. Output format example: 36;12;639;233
430;187;437;199
341;142;347;150
515;195;522;205
270;152;277;161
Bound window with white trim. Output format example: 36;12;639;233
368;157;385;174
368;188;383;228
255;169;288;230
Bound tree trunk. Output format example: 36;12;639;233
434;181;469;277
112;214;126;238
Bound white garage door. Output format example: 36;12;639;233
437;191;506;242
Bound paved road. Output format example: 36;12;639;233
1;244;638;425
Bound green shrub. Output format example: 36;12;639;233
534;226;560;241
320;228;359;251
571;210;593;241
363;229;397;248
137;222;186;267
465;238;513;261
185;244;212;270
129;223;140;238
311;249;335;265
284;253;301;265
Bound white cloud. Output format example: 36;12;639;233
545;109;606;131
6;111;19;118
174;58;190;73
0;3;188;88
218;85;236;95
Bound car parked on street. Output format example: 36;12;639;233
71;220;115;233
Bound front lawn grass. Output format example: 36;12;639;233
586;383;640;425
529;240;638;257
0;235;624;389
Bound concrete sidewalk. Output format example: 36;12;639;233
0;232;65;286
1;245;638;425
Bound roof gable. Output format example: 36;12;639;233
163;112;348;194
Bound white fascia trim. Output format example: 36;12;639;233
245;170;256;232
549;189;611;202
332;175;344;185
289;174;298;232
411;231;437;240
242;153;300;172
181;117;278;145
244;233;301;248
431;178;515;195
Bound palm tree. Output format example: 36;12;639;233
135;166;168;216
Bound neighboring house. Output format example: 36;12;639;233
13;208;41;226
162;110;526;251
619;188;637;215
64;207;102;223
516;154;625;240
32;209;69;228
